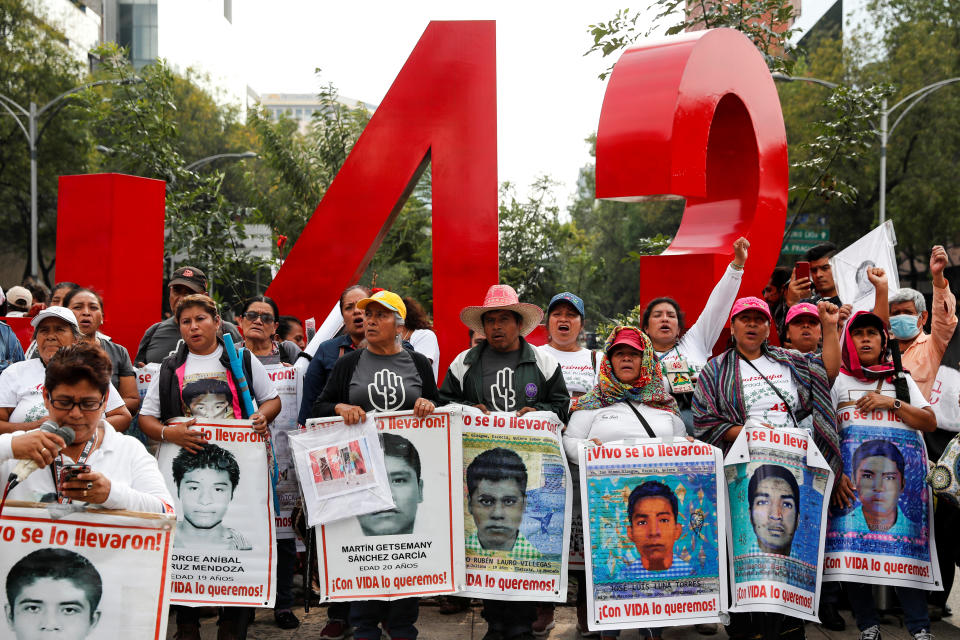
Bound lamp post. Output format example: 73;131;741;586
773;72;960;223
0;77;142;279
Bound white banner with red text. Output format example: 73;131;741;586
0;502;175;639
157;418;277;607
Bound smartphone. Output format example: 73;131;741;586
795;261;810;281
60;464;90;484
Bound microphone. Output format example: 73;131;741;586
7;421;76;488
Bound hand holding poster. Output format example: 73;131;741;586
725;426;834;621
291;416;394;527
311;407;465;600
157;418;277;607
580;438;727;631
824;401;940;589
459;408;571;602
0;503;175;640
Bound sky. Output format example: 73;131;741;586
232;1;656;206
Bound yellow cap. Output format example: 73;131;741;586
356;290;407;320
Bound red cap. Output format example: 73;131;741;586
607;328;645;354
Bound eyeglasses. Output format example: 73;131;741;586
244;311;275;324
50;396;105;412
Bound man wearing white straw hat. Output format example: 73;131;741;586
440;283;569;640
441;284;569;421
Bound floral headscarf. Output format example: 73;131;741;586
571;326;679;415
840;311;899;383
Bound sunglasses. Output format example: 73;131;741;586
243;311;275;324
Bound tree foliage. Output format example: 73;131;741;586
79;44;269;306
0;0;89;282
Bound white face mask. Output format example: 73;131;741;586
889;314;921;340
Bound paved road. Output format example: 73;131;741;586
167;598;960;640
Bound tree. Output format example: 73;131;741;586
80;44;270;306
0;0;90;283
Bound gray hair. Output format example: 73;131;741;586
32;324;82;343
889;288;926;314
394;311;405;327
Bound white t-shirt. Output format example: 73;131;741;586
672;263;744;375
930;366;960;433
563;402;686;463
831;372;930;422
537;345;599;396
0;358;124;423
740;355;799;429
140;346;279;419
409;329;440;382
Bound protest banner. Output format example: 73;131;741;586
580;439;727;631
291;416;394;527
824;405;940;589
157;418;276;607
0;502;174;640
459;408;571;602
263;364;299;543
309;407;465;600
725;426;834;621
831;221;900;314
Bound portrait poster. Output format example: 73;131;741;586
0;502;174;640
832;221;900;314
292;416;394;527
157;418;277;607
580;439;727;631
725;426;834;621
263;364;299;542
459;408;571;602
312;408;465;600
823;409;941;589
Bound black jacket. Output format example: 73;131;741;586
311;348;440;418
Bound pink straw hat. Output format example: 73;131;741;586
459;284;544;337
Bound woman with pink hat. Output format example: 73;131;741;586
692;296;842;640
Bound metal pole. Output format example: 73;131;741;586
29;102;38;279
879;97;888;225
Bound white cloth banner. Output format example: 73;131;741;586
459;407;571;602
312;408;466;600
157;418;277;607
0;502;174;639
724;426;834;622
580;439;728;631
832;221;899;313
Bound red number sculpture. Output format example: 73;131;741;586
266;21;498;377
596;28;788;322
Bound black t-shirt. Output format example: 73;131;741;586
480;347;522;412
100;339;135;390
348;349;422;412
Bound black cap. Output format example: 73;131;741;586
169;266;207;293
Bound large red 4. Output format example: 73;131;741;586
265;21;499;377
596;29;788;320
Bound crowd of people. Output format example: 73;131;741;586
0;236;957;640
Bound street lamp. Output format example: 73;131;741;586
773;72;960;223
0;77;142;279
